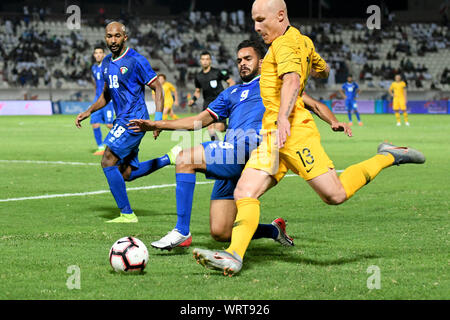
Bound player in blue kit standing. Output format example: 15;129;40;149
76;22;178;223
128;40;294;250
339;75;362;126
90;46;115;155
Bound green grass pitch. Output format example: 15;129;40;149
0;113;448;299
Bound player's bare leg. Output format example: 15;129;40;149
209;199;237;242
307;168;347;205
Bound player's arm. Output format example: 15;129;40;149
128;109;215;132
310;63;330;79
188;88;201;106
148;79;163;113
75;84;111;128
388;85;394;97
226;77;235;87
303;93;352;137
339;88;346;99
173;87;179;106
278;72;301;148
403;87;407;103
310;48;329;79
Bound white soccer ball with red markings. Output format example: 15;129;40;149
109;237;149;273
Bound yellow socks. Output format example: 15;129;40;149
403;111;409;123
395;112;401;124
162;114;168;120
339;154;394;199
226;198;260;259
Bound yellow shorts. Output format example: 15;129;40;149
164;104;173;111
245;120;334;182
393;99;406;111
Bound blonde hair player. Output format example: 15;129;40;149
192;0;426;276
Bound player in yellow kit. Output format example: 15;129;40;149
192;0;426;276
153;74;179;120
389;74;409;126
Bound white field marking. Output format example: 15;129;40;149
0;181;214;203
0;170;344;203
0;160;99;166
0;159;174;169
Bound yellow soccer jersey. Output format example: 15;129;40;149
162;82;176;108
153;82;176;108
260;26;327;130
389;81;407;100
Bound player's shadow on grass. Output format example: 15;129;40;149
94;206;168;220
248;247;379;267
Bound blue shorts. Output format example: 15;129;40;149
104;119;145;169
345;99;357;111
90;102;114;124
211;179;237;200
202;140;247;200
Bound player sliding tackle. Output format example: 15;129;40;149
128;40;294;250
190;0;426;277
75;22;180;223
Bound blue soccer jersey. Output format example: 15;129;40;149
102;47;157;121
342;82;359;101
92;63;105;100
206;75;265;154
91;62;114;125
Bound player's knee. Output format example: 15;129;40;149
175;150;194;172
210;227;231;242
234;183;257;200
322;191;347;205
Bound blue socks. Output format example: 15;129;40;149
355;111;361;122
103;166;132;214
174;173;196;236
127;155;171;181
252;224;279;240
93;127;103;147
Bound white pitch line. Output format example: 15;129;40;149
0;171;344;203
0;160;99;166
0;181;214;203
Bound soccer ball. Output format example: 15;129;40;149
109;237;149;273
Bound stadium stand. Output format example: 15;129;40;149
0;11;448;102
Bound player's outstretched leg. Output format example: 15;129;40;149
252;218;294;246
377;142;425;165
193;248;243;277
125;144;182;182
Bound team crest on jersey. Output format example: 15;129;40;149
210;80;217;88
120;67;128;75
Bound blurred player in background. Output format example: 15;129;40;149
389;74;410;126
76;21;170;223
192;0;426;276
153;74;179;120
339;75;362;126
90;46;115;155
188;51;235;141
129;40;293;251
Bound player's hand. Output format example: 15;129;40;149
75;111;91;128
331;121;352;137
153;129;161;140
276;116;291;149
188;99;194;106
127;119;157;132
